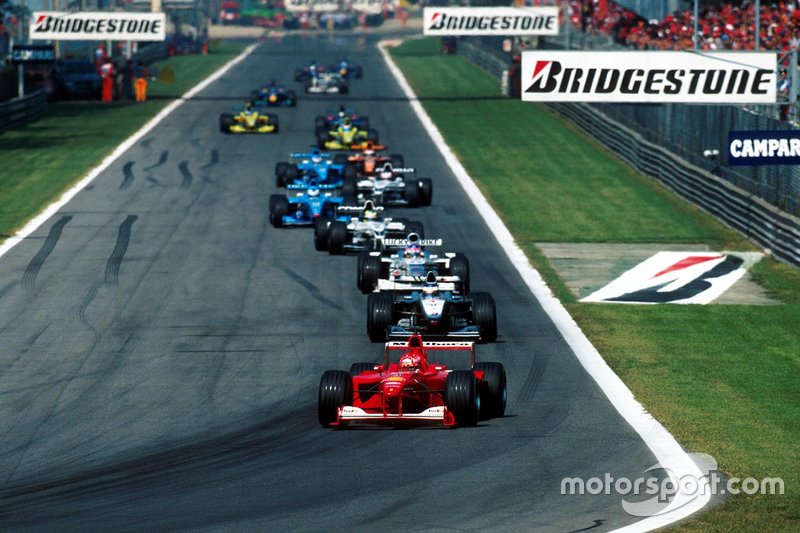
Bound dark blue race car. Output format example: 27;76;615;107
332;58;363;79
269;181;347;228
251;82;297;108
314;106;370;133
274;149;356;187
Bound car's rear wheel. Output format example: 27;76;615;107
359;254;382;294
342;176;358;203
445;370;480;427
285;164;299;183
315;115;327;130
314;218;330;251
449;253;470;294
404;180;422;208
328;220;348;255
419;178;433;206
287;90;297;107
349;362;375;376
318;370;351;427
471;292;497;342
219;113;234;133
275;162;288;187
270;195;288;228
267;114;279;133
360;117;370;130
367;292;394;342
472;362;507;419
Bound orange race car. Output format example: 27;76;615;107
333;141;405;175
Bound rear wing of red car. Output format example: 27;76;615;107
384;340;475;368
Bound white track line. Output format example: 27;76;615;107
0;43;259;261
378;42;711;532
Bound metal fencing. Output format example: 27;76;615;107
0;89;47;133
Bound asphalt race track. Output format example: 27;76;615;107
0;33;663;532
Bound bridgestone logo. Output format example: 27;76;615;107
429;14;554;32
423;7;559;36
521;51;776;103
33;15;162;35
30;12;166;41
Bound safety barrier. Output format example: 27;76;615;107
0;89;47;133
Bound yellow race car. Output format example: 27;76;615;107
317;118;378;150
219;105;279;134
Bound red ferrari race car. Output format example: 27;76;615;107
317;335;506;428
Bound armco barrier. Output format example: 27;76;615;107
0;89;47;133
548;102;800;267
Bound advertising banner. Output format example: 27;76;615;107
12;45;56;64
521;51;776;103
284;0;340;13
728;130;800;165
30;12;166;41
423;7;559;36
350;0;394;15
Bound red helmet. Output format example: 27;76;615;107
400;353;425;372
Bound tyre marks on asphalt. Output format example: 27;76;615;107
178;161;193;189
278;266;344;311
144;150;169;172
105;215;138;286
147;176;163;187
22;215;73;290
200;149;219;183
120;162;135;191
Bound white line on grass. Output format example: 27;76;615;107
0;43;259;261
378;42;711;532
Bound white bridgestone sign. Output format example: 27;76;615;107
31;12;166;41
521;51;777;103
423;7;559;36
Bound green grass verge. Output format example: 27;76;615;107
391;38;799;531
0;41;245;240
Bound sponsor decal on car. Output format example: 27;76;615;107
31;12;166;41
581;251;763;304
728;130;800;165
521;52;776;103
423;7;558;36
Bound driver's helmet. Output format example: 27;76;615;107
379;162;393;180
404;242;422;258
311;150;324;165
337;106;347;118
422;271;438;294
364;208;378;220
243;103;255;114
307;186;320;197
307;169;320;180
399;353;424;373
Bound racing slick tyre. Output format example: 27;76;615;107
349;362;375;377
314;218;330;251
328;220;349;255
321;201;337;219
471;292;497;343
390;154;404;168
275;162;289;187
219;113;234;133
404;180;422;208
359;254;382;294
304;82;312;94
472;362;507;420
315;116;327;130
367;292;394;342
342;176;358;203
287;90;297;107
366;129;379;143
343;164;358;182
317;131;330;148
337;83;349;94
267;114;279;133
419;178;433;206
318;370;352;427
359;117;370;130
285;164;299;183
445;371;480;427
405;222;424;240
449;253;470;295
269;195;288;228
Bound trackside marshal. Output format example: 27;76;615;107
31;12;166;41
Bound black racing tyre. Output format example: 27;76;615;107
304;82;312;94
315;115;327;130
318;370;351;427
366;129;379;142
287;90;297;107
349;362;375;377
449;253;470;295
390;154;404;168
219;113;234;133
338;83;349;94
321;201;337;219
471;292;497;343
360;117;370;130
285;164;299;183
317;131;328;148
359;254;382;294
333;153;349;165
343;163;358;181
445;370;480;427
355;66;363;78
270;195;288;228
405;222;424;240
472;362;507;420
367;292;394;342
328;220;349;255
275;162;289;187
314;218;330;251
342;176;358;203
419;178;433;206
404;180;421;208
267;114;279;133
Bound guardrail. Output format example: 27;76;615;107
0;89;47;133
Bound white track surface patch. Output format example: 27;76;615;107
0;44;259;261
378;42;711;531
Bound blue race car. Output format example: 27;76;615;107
365;271;497;343
331;58;363;79
251;81;297;108
269;181;346;228
274;149;356;187
314;106;370;133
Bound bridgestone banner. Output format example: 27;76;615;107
521;51;776;103
284;0;340;13
423;7;559;36
31;12;166;41
728;130;800;165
